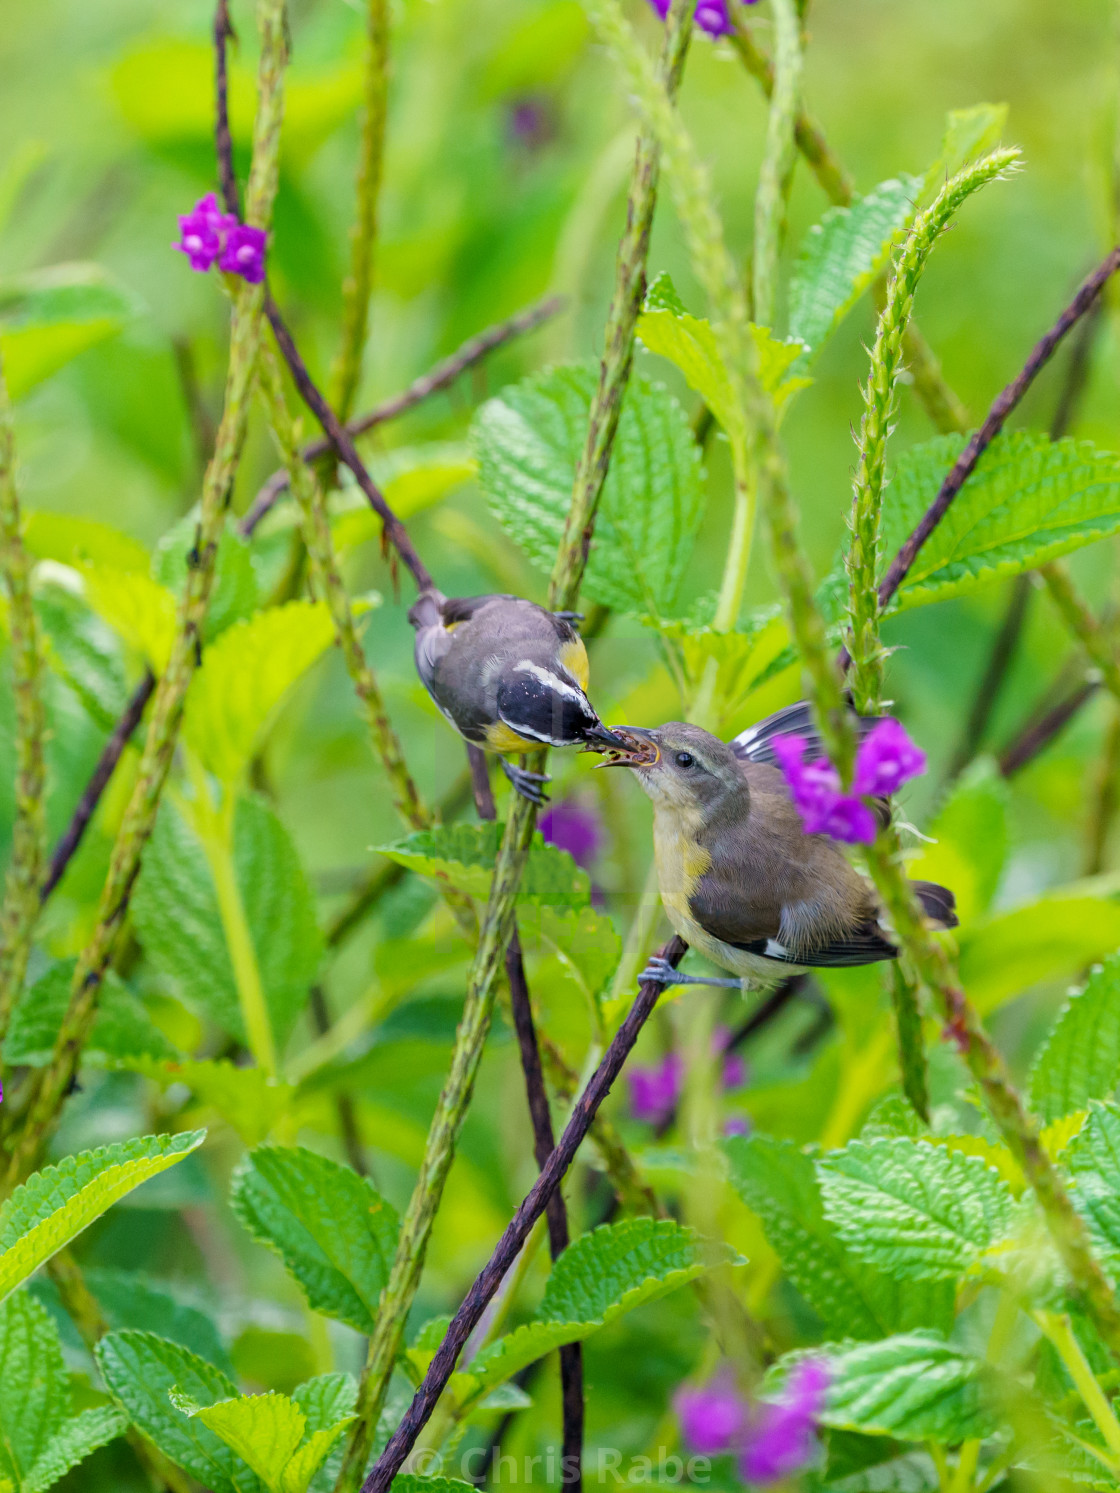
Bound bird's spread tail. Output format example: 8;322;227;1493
910;879;958;929
408;588;446;631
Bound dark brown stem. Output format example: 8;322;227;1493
467;745;584;1490
241;295;565;536
213;0;240;218
998;677;1099;777
875;246;1120;616
40;670;156;902
265;298;434;592
360;937;686;1493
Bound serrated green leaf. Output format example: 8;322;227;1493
230;1146;400;1334
453;1219;736;1407
0;262;137;399
5;959;178;1068
652;609;796;731
292;1375;357;1434
132;796;322;1048
34;581;129;729
171;1387;353;1493
1064;1101;1120;1270
125;1057;294;1146
723;1135;953;1339
788;177;919;361
521;902;621;1002
880;432;1120;613
922;104;1009;200
1029;957;1120;1124
24;1405;129;1493
78;563;178;672
23;512;150;575
0;1132;206;1303
958;893;1120;1016
0;1293;69;1489
391;1480;476;1493
376;822;589;906
905;759;1008;924
84;1266;233;1374
818;1138;1014;1283
182;601;334;785
96;1331;260;1493
473;361;705;618
155;517;260;643
793;1332;1000;1443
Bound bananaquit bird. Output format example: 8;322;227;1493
599;703;957;987
408;590;625;803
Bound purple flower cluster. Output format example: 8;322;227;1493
646;0;754;39
539;799;602;868
628;1027;747;1125
771;719;926;846
674;1360;829;1486
174;193;268;285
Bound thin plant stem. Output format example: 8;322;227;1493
1034;1311;1120;1463
242;294;565;535
2;0;290;1191
0;351;47;1040
890;961;930;1124
845;152;1019;715
998;675;1099;778
359;939;687;1493
1039;560;1120;702
1084;703;1120;875
751;0;801;328
328;0;390;424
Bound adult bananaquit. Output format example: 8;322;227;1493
600;702;957;986
408;590;625;803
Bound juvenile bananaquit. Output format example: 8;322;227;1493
599;702;957;987
408;590;625;803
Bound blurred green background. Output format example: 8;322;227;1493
4;0;1120;1485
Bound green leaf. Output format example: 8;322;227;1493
132;796;323;1048
787;177;920;361
291;1374;357;1434
958;892;1120;1016
34;581;129;730
651;609;796;731
230;1146;400;1334
1030;957;1120;1125
78;563;178;672
155;517;260;643
170;1387;353;1493
0;1132;206;1303
637;275;809;430
23;512;150;575
182;602;335;786
96;1331;260;1493
125;1058;295;1147
84;1266;233;1375
904;759;1008;924
723;1135;954;1339
376;822;590;906
473;361;705;618
0;1293;69;1489
24;1406;129;1493
0;262;137;399
454;1219;736;1406
332;445;476;553
881;432;1120;613
520;903;621;1002
1063;1101;1120;1269
802;1332;1001;1442
922;104;1009;200
817;1138;1014;1282
5;960;178;1068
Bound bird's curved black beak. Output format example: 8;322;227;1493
593;725;660;768
581;723;630;752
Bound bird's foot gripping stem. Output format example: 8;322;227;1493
638;955;743;990
501;758;551;805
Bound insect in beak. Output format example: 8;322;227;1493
593;726;660;769
581;724;631;752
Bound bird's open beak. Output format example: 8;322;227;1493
580;723;630;753
593;725;660;769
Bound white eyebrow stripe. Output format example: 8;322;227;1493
515;661;589;706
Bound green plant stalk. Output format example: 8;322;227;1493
1035;1310;1120;1463
846;152;1019;715
1040;560;1120;701
751;0;801;328
327;0;390;423
890;960;930;1123
0;351;47;1041
547;0;693;601
1;0;289;1192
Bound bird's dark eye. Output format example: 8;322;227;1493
675;751;694;768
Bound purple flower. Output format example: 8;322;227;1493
628;1051;683;1124
739;1360;829;1485
852;718;927;798
722;1051;747;1090
540;799;602;868
723;1114;751;1138
646;0;749;34
812;792;878;846
674;1373;749;1456
219;222;269;284
174;192;234;272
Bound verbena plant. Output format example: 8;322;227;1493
3;1;1120;1491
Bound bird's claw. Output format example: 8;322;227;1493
638;956;744;990
502;759;551;805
